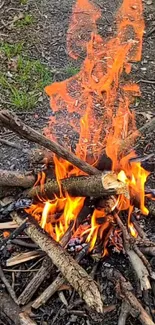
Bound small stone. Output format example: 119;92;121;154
146;0;152;4
70;315;77;322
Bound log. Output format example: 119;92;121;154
18;222;73;305
26;172;129;199
0;169;35;188
32;243;89;309
11;211;103;313
0;110;100;176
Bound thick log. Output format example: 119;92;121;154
11;211;103;313
26;172;129;199
0;110;100;176
0;169;35;188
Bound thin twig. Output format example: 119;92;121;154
0;265;18;304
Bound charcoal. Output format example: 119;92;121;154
0;198;32;217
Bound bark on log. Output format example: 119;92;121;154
11;211;103;313
26;172;129;199
0;110;100;176
0;169;35;188
18;222;73;305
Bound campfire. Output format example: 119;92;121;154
0;0;155;324
25;0;149;255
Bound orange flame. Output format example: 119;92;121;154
27;0;148;252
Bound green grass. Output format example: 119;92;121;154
0;43;53;110
0;42;24;59
64;65;80;77
15;14;35;27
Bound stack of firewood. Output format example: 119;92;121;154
0;110;155;325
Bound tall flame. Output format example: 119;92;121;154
27;0;148;254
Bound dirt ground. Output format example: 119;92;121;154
0;0;155;324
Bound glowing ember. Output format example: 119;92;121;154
26;0;149;255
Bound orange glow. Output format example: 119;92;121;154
26;0;149;254
129;222;138;238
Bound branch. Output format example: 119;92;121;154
0;169;35;188
0;110;100;176
11;211;103;313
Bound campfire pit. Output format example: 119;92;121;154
0;0;155;324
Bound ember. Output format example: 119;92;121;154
26;0;148;255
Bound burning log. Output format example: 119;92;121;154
0;169;35;188
11;211;103;313
26;172;129;199
0;110;100;176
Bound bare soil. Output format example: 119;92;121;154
0;0;155;324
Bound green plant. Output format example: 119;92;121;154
15;14;35;27
0;50;53;110
0;42;24;59
10;89;38;110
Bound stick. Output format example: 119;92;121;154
26;172;129;199
104;266;155;325
0;137;24;150
0;110;100;175
0;218;28;250
32;243;89;309
11;211;103;313
0;221;18;229
0;169;35;188
6;250;45;267
118;301;131;325
114;213;151;291
120;117;155;151
0;265;18;304
18;222;73;305
19;312;37;325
